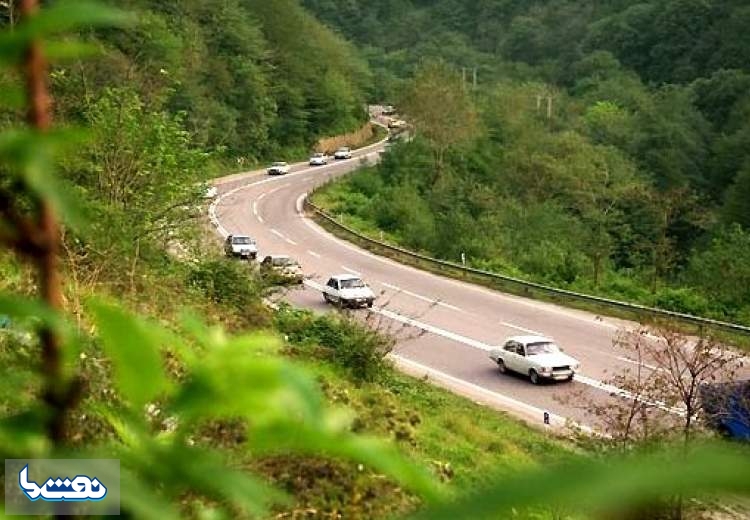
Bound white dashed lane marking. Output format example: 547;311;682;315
381;282;462;312
341;266;362;276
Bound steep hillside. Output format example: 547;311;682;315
41;0;372;161
303;0;750;324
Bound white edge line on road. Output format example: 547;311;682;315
381;282;462;312
296;193;307;214
258;215;264;224
303;279;682;416
616;356;665;373
270;229;285;239
341;265;361;276
500;321;543;336
308;250;321;259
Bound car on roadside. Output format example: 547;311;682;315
388;119;407;129
260;255;304;284
382;105;396;116
489;335;580;385
223;234;258;260
700;380;750;441
323;274;375;308
333;147;352;160
309;152;328;166
267;161;290;175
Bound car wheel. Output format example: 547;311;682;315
323;293;331;304
367;300;374;308
497;359;506;374
529;369;540;385
565;374;574;382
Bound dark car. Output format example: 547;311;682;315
701;380;750;441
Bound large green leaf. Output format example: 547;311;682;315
88;299;170;408
407;441;750;519
0;128;89;229
170;341;324;426
0;1;133;65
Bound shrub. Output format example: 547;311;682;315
651;287;712;317
186;258;264;312
275;307;393;382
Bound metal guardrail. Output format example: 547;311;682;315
304;198;750;336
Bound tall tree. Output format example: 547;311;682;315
399;60;478;185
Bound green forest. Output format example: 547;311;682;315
306;0;750;325
2;0;750;518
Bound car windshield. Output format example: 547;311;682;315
525;342;560;356
340;278;365;289
232;237;253;245
272;162;286;167
312;153;324;157
337;148;349;152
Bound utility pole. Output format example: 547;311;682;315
472;67;477;90
462;67;466;89
547;96;553;120
536;95;542;113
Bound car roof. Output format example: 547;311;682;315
337;146;350;150
506;335;554;345
231;234;251;239
331;273;361;281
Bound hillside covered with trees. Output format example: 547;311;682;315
305;0;750;325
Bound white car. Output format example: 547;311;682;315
333;147;352;160
203;185;218;199
223;234;258;260
309;152;328;166
323;274;375;308
489;335;580;385
267;161;290;175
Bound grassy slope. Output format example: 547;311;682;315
261;345;578;518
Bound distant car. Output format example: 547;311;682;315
309;152;328;166
382;105;396;116
323;274;375;308
267;161;290;175
388;119;407;129
204;186;218;199
489;335;580;385
261;255;304;284
333;147;352;160
224;234;258;260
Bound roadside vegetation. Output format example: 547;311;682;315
1;1;749;519
309;52;750;327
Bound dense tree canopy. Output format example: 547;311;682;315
303;0;750;324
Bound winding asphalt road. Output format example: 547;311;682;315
209;116;673;431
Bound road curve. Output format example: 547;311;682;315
210;123;659;430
